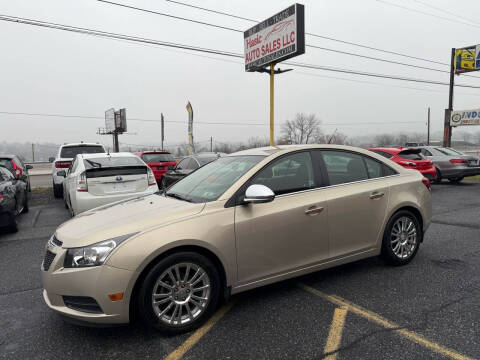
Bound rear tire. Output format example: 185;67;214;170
381;210;421;266
432;168;442;183
53;183;63;198
448;177;463;184
137;251;221;335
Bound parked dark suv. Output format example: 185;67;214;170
0;155;32;191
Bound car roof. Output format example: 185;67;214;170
368;147;401;155
137;150;171;154
228;144;376;157
60;143;104;148
0;155;15;159
80;152;137;159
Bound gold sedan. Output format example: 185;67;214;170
41;145;431;334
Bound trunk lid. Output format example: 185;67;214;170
86;166;148;196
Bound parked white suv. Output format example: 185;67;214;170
61;152;158;216
50;143;105;198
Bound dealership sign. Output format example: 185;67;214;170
451;108;480;126
244;4;305;71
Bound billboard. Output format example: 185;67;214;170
105;108;115;133
455;45;480;73
186;102;195;154
244;4;305;71
116;108;127;133
451;108;480;126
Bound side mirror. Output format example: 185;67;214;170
57;170;66;177
26;164;33;170
244;184;275;204
48;157;55;163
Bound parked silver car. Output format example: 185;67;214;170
416;146;480;183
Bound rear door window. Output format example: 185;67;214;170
321;151;369;185
61;145;104;158
420;148;433;156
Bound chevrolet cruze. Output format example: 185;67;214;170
41;145;431;334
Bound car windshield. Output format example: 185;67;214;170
166;155;265;203
61;145;104;158
83;156;144;169
141;153;175;162
434;147;462;156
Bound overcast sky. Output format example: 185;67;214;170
1;0;480;149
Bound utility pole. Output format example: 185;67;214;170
270;63;275;146
210;137;213;152
427;107;431;145
161;113;165;150
31;143;35;162
443;48;455;147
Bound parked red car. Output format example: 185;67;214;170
135;151;177;183
368;147;437;180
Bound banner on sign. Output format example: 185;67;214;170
451;108;480;126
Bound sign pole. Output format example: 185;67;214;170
270;63;275;146
443;48;455;147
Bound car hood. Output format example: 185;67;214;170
55;194;205;248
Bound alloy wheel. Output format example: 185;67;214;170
390;216;417;259
151;262;211;326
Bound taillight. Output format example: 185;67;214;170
399;161;417;167
0;194;3;202
12;160;22;177
77;171;88;192
422;177;431;191
55;161;71;168
147;169;156;186
449;159;467;164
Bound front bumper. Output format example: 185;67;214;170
41;245;135;325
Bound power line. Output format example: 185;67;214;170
375;0;480;29
99;0;451;75
2;14;480;89
164;0;449;67
0;110;425;127
411;0;479;26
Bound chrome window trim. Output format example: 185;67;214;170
275;174;401;198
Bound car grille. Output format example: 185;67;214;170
43;250;56;271
51;236;63;247
63;296;103;314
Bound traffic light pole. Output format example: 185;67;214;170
443;48;455;147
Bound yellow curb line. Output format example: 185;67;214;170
324;307;348;360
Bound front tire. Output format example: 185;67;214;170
137;252;221;334
433;167;442;183
381;210;421;266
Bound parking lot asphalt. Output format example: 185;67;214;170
1;183;479;360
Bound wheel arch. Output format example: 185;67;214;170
128;244;228;321
388;205;424;240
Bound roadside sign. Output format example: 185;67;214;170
450;108;480;126
454;45;480;73
105;108;115;133
117;108;127;132
244;4;305;72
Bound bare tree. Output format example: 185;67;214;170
374;134;395;146
281;113;323;144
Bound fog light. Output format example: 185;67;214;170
108;292;124;301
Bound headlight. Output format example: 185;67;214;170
64;233;138;268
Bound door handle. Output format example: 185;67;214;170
369;191;385;200
305;206;324;216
